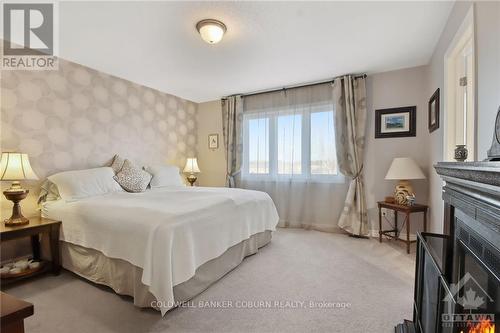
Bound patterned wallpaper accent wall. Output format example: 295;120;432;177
1;57;198;219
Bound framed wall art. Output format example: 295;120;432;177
208;133;219;150
428;88;440;133
375;106;416;139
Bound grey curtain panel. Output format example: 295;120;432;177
221;95;243;187
333;76;368;236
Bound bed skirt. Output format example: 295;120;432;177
60;231;272;311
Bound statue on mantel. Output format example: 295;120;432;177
487;106;500;161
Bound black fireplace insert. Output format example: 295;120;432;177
398;215;499;333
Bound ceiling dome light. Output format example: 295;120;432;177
196;19;226;44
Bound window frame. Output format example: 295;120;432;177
242;105;344;183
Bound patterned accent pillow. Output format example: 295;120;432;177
113;159;152;193
37;179;61;204
109;154;125;174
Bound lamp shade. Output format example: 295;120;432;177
183;158;201;173
0;153;39;181
385;157;425;180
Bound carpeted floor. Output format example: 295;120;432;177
4;229;415;333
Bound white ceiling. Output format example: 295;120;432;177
59;1;454;103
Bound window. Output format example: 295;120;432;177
247;117;269;174
243;105;340;182
311;111;337;175
277;114;302;174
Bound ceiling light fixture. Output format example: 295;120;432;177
196;19;226;44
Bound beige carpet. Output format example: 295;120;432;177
4;229;415;333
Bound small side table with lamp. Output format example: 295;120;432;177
0;152;62;283
0;152;39;226
183;158;201;186
379;157;428;254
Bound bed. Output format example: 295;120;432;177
41;185;279;315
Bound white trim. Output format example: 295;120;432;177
443;5;476;161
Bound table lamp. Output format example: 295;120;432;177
385;157;425;205
0;152;39;225
183;158;200;186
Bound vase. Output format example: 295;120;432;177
454;145;468;162
394;180;413;205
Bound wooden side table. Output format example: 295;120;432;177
0;292;33;333
377;201;428;254
0;217;61;285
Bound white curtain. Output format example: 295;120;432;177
240;84;349;232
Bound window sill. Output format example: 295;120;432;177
241;175;346;184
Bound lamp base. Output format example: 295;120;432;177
3;189;29;226
394;180;414;206
186;174;197;187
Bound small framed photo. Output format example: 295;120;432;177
428;88;440;133
208;134;219;150
375;106;416;138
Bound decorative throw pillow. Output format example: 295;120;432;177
109;154;125;174
37;179;61;204
113;159;152;193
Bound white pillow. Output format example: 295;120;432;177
144;165;184;188
48;167;123;202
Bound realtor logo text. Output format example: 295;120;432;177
2;2;58;70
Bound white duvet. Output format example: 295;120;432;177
42;186;279;315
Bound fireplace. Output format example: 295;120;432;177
412;222;499;332
451;216;499;332
396;162;500;333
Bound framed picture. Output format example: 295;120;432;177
208;133;219;150
428;88;440;133
375;106;416;138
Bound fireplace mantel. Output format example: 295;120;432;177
434;162;500;248
435;161;500;192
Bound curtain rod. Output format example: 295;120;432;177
222;74;367;100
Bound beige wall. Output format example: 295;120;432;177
197;1;500;235
476;1;500;159
425;1;500;233
3;0;495;244
1;58;198;219
195;2;500;236
197;66;430;234
365;66;429;234
196;100;226;187
1;56;198;260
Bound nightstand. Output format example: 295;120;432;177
377;201;428;254
0;217;61;285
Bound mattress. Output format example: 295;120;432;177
42;186;279;315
